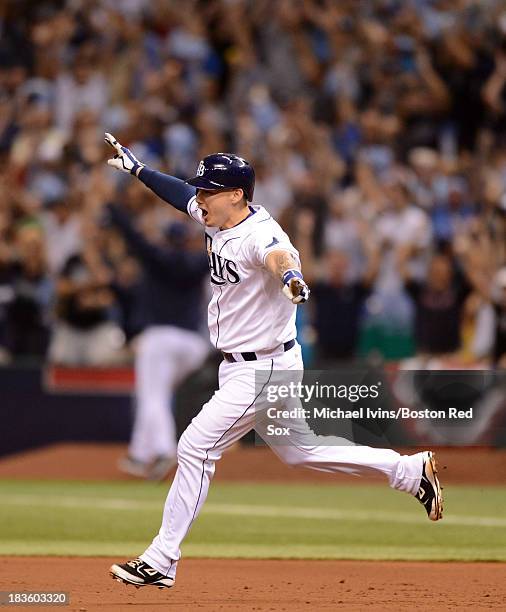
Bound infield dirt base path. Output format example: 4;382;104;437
1;557;505;611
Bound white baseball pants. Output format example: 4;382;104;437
141;342;423;577
129;326;209;463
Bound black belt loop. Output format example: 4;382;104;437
222;339;295;363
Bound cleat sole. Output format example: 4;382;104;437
428;452;443;521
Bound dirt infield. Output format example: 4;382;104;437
0;442;505;485
0;557;505;611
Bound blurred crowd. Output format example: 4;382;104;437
1;0;506;367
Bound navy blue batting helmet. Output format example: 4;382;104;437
186;153;255;201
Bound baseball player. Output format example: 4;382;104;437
105;133;443;590
107;205;210;481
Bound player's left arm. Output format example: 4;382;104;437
265;249;310;304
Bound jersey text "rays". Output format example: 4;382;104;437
205;234;241;286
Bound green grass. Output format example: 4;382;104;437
0;480;505;561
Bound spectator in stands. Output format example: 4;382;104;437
39;188;82;275
398;250;472;357
490;268;506;366
375;171;433;287
4;223;53;359
454;229;506;366
482;38;506;143
0;201;14;361
296;208;380;363
48;221;126;366
54;47;109;136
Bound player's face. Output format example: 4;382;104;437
196;188;244;227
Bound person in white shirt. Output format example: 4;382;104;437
104;133;443;590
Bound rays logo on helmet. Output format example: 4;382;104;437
186;152;256;201
196;161;205;177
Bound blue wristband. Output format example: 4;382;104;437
282;269;303;285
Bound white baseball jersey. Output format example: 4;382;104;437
187;197;299;353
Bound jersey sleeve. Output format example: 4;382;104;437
248;222;300;267
186;195;205;225
138;167;196;214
